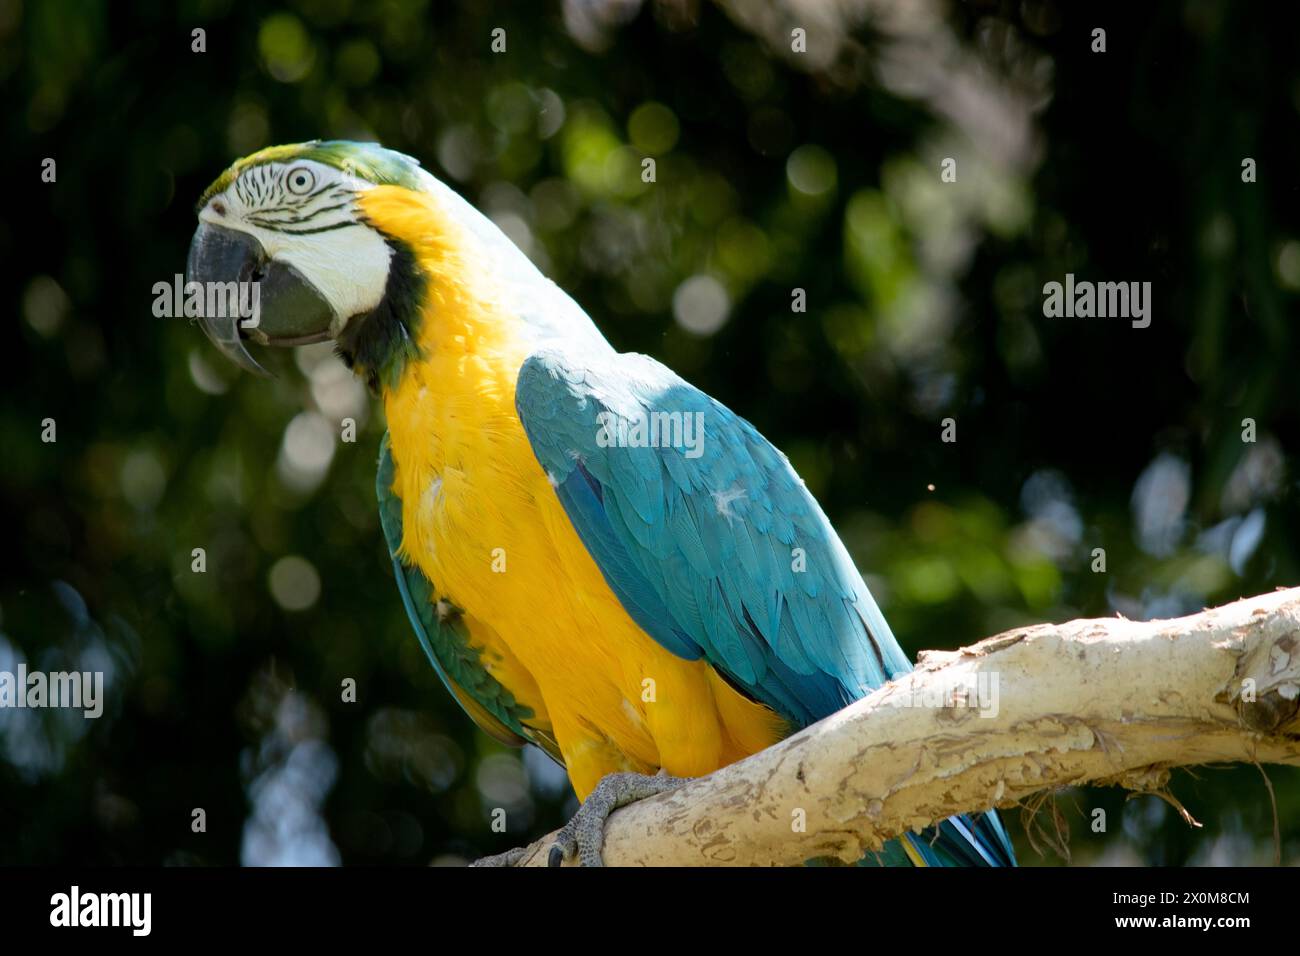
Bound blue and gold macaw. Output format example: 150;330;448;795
187;140;1015;867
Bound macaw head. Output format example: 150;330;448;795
186;140;430;380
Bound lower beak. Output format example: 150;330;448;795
185;222;336;376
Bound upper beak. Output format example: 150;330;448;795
185;222;336;376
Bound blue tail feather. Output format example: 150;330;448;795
902;811;1017;867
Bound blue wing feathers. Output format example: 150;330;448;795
514;345;1015;866
515;347;909;721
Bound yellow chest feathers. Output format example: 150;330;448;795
385;339;546;609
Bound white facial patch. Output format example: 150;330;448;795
197;158;393;335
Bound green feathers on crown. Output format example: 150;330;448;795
196;139;427;211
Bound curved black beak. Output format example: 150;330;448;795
185;222;336;376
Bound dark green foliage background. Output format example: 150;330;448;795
2;0;1298;865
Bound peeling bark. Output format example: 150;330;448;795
502;588;1300;866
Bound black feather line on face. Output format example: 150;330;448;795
335;236;425;393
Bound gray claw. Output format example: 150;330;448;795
548;770;686;867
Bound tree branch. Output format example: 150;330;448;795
504;587;1300;866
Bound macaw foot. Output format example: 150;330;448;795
469;846;528;867
549;769;687;867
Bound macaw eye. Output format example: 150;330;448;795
286;167;315;195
